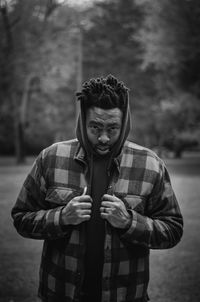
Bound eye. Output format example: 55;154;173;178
108;126;118;132
92;125;98;129
89;124;101;134
90;125;100;132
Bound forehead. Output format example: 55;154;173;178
86;107;122;124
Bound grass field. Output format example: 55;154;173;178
0;155;200;302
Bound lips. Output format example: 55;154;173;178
96;145;110;154
96;145;109;151
97;147;109;151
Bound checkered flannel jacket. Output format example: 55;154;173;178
11;139;183;302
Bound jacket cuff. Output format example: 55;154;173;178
45;206;70;238
120;210;149;244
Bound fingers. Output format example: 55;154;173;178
80;215;91;221
101;201;115;208
100;198;122;220
80;209;92;215
64;197;92;212
81;186;87;196
77;202;92;209
100;206;110;214
102;194;120;202
100;203;113;215
76;194;93;203
77;209;91;221
77;208;91;222
100;207;111;220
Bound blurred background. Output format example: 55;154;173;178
0;0;200;301
1;0;200;161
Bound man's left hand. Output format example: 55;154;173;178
100;194;131;229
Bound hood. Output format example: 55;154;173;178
76;94;131;164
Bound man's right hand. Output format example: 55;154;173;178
61;195;92;225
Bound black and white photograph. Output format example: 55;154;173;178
0;1;200;301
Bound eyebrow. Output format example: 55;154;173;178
89;121;120;127
107;122;121;127
88;121;103;126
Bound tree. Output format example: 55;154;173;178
137;0;200;93
0;0;82;160
82;0;147;100
136;0;200;154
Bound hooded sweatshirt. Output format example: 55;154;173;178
76;97;131;302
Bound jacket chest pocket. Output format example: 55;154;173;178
45;187;79;208
122;194;147;215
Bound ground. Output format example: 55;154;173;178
0;154;200;302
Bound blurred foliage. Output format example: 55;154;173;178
136;0;200;156
0;0;79;158
137;0;200;94
0;0;200;159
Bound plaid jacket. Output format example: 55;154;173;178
11;139;183;302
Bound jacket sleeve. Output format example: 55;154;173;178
121;161;183;249
11;151;71;240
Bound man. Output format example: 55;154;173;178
11;75;183;302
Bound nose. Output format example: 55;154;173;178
98;132;110;144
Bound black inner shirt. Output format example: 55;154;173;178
82;154;110;302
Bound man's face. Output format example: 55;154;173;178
86;106;122;155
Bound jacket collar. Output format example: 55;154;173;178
74;142;87;165
74;141;123;174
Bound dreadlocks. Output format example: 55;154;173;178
76;74;129;111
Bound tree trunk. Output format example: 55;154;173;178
174;148;183;159
15;119;26;164
0;4;26;163
75;25;83;121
